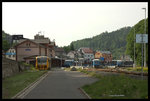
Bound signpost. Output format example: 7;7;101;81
136;34;148;43
136;34;148;79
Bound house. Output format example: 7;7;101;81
14;34;55;64
120;55;133;61
5;47;16;60
95;51;112;62
12;35;24;45
67;51;75;59
77;47;94;64
54;47;66;58
52;47;66;67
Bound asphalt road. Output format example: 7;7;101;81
23;68;98;99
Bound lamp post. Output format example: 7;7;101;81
142;7;146;68
134;27;136;68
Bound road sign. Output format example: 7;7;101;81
136;34;148;43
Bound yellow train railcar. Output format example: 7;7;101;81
36;56;51;70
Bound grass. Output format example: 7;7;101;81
2;69;48;99
125;67;148;72
64;67;71;71
78;69;148;99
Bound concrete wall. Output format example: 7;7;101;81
2;57;19;79
2;57;31;79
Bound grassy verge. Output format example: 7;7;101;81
64;67;71;71
78;69;148;99
2;69;48;99
124;67;148;72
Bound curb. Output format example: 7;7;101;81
11;71;50;99
78;87;91;99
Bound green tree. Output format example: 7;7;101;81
63;45;71;54
70;42;74;51
2;30;11;51
126;18;148;66
70;27;131;59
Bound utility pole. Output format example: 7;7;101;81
141;33;144;79
134;27;136;68
142;8;147;67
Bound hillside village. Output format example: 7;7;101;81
2;32;132;67
2;3;148;99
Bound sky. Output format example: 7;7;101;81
2;2;148;47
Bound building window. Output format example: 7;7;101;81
26;43;30;47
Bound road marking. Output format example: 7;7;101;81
78;87;91;99
12;71;51;99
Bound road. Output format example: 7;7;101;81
23;68;98;99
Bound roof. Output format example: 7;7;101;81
23;55;39;59
81;48;93;53
18;39;28;43
49;42;55;46
33;39;50;44
67;51;76;55
99;51;111;54
54;47;64;52
18;38;50;44
14;39;46;48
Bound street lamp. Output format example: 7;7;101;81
133;27;136;68
142;7;146;67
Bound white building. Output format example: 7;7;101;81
78;47;94;62
5;47;16;60
67;51;75;59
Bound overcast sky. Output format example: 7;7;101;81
2;2;148;47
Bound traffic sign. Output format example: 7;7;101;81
136;34;148;43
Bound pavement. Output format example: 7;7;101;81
21;67;99;99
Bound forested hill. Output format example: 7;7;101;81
71;27;132;59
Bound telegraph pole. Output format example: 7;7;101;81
141;34;144;79
134;27;136;68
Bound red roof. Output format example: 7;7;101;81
82;48;93;53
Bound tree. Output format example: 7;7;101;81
2;30;11;52
2;40;10;52
126;18;148;66
63;45;70;54
70;42;74;51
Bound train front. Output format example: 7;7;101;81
36;56;50;70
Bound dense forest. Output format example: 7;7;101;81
63;26;132;59
126;18;148;66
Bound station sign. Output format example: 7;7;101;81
5;53;16;55
136;34;148;43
